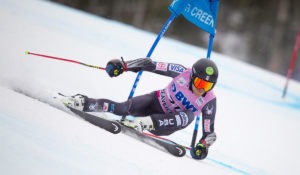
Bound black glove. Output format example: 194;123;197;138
190;142;208;160
106;59;126;77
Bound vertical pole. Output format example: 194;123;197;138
282;30;300;98
206;34;215;59
191;114;201;147
191;34;215;148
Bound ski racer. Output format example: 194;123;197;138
62;57;218;160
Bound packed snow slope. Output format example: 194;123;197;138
0;0;300;175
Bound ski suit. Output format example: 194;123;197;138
83;58;217;147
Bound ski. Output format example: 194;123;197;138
12;90;186;157
120;124;186;157
68;107;121;134
67;107;186;157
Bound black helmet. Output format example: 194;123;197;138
192;58;218;83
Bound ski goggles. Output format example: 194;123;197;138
192;76;214;92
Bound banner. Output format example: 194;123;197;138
169;0;219;35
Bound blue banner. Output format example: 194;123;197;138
169;0;219;35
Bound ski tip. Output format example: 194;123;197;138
25;51;30;55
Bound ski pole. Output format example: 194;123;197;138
143;132;191;150
282;30;300;98
25;51;106;70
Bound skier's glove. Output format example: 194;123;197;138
106;58;126;77
190;142;208;160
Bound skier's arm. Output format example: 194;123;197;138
105;58;187;78
200;98;217;147
191;98;217;160
126;58;187;78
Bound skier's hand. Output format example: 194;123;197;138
190;142;208;160
106;59;126;77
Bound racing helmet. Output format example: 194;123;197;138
191;58;218;92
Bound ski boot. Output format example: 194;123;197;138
59;93;87;111
122;116;155;132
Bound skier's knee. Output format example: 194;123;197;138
175;110;194;128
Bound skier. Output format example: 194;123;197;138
62;57;218;160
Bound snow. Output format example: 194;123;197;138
0;0;300;175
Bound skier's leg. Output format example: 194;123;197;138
83;91;164;116
127;91;164;116
59;93;128;114
149;110;195;136
122;110;195;135
83;97;129;115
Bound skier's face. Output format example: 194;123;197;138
192;84;205;97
